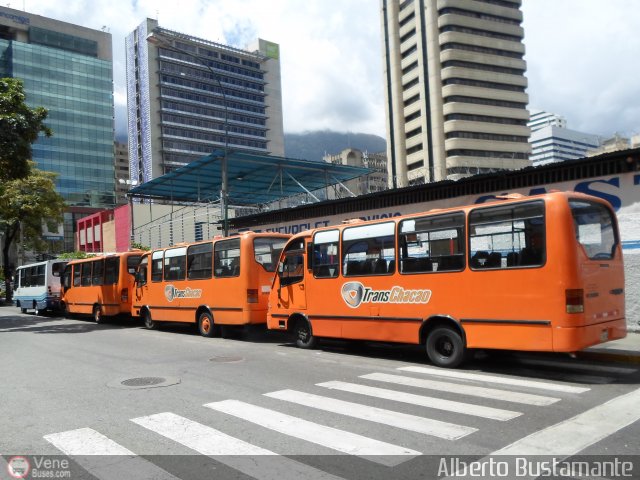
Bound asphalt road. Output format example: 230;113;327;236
1;308;639;479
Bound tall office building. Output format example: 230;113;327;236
381;0;530;187
0;6;115;250
126;19;284;185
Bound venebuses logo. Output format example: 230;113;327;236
164;284;203;302
341;281;431;309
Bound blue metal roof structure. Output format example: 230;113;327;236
128;150;371;205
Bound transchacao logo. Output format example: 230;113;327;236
341;281;431;309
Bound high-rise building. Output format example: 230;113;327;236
0;6;115;250
114;141;130;205
381;0;530;186
528;109;567;132
126;18;284;186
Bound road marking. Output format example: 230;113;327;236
132;412;345;480
317;381;521;421
44;427;136;455
361;373;560;406
44;427;179;480
204;399;419;466
493;386;640;455
265;389;477;440
398;366;590;393
515;357;637;375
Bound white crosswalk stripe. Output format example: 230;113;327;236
398;365;591;393
360;372;560;406
317;381;521;421
264;389;477;440
43;428;179;480
132;412;345;480
204;399;420;467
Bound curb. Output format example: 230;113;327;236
575;350;640;365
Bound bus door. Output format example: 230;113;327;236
276;238;307;310
569;199;625;338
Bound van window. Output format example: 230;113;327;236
570;200;618;260
81;262;92;286
92;259;104;286
313;230;339;278
279;238;305;286
151;251;163;282
104;257;119;284
254;237;287;272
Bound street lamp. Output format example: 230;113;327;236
146;29;229;236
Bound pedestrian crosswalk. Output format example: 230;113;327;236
42;358;638;479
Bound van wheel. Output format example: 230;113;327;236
198;312;216;338
93;305;105;324
294;319;317;349
143;310;157;330
426;326;466;368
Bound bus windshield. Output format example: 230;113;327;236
254;237;288;272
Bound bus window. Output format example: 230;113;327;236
62;265;72;290
469;201;545;269
313;230;339;278
151;251;163;282
164;247;187;281
399;212;465;273
52;262;66;277
187;242;213;280
92;259;104;286
570;200;618;260
254;237;287;272
73;264;81;287
136;255;149;286
35;265;46;287
279;238;305;286
127;255;142;274
342;222;395;276
214;238;240;277
104;257;119;284
81;262;92;287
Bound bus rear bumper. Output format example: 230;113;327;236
553;318;627;352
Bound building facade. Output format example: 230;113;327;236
114;141;130;205
529;125;601;166
380;0;530;186
323;148;388;198
126;18;284;186
0;6;115;250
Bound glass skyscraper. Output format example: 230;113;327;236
0;6;114;250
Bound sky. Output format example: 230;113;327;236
17;0;640;141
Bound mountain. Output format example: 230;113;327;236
284;130;386;162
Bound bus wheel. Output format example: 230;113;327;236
20;307;27;314
93;305;105;324
143;310;157;330
198;312;215;338
294;319;317;349
426;326;466;368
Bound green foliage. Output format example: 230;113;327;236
131;241;151;251
58;251;96;260
0;78;52;182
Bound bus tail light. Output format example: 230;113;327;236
566;289;584;313
121;288;129;302
247;289;259;303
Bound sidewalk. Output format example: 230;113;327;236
578;331;640;364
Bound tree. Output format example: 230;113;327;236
0;164;66;301
0;78;52;182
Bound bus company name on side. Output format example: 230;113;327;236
342;282;432;309
164;285;203;302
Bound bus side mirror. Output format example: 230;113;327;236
135;271;146;286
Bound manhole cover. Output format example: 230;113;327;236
107;376;181;390
121;377;166;387
209;356;244;363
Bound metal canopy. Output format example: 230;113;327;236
128;150;371;205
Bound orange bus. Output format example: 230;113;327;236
268;191;626;368
133;232;289;336
61;251;143;323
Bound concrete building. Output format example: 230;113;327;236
323;148;388;198
380;0;530;186
587;134;640;157
126;18;284;186
114;141;130;206
0;6;115;250
528;109;567;131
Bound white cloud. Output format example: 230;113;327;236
19;0;640;140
